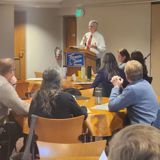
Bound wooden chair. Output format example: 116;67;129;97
33;115;85;143
34;71;43;78
40;157;98;160
37;140;106;160
15;81;29;99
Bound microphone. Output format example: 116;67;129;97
144;53;151;60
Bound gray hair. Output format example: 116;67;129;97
0;58;15;75
88;20;98;28
108;124;160;160
125;60;143;81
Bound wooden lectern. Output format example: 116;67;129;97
64;48;96;76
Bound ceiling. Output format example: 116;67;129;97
0;0;159;8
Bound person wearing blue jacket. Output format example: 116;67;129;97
109;60;159;124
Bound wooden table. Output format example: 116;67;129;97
26;78;42;93
40;157;99;160
26;77;94;93
77;97;126;136
17;96;126;137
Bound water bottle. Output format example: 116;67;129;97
81;66;85;80
62;65;67;78
95;87;102;105
87;66;92;80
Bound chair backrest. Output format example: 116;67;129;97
40;157;98;160
34;71;43;78
37;140;106;159
34;115;85;143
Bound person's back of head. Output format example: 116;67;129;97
131;50;148;75
108;124;160;160
101;52;119;80
131;51;144;65
0;58;14;76
125;60;143;82
34;69;61;117
41;69;61;90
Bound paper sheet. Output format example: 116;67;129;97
27;78;43;81
87;108;91;113
91;103;109;111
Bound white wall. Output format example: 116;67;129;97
77;3;151;72
25;8;63;78
0;3;152;78
0;5;14;58
151;4;160;95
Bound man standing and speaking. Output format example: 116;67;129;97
80;20;106;71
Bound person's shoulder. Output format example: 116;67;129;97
129;79;146;88
84;32;90;36
0;76;15;93
57;91;73;99
94;31;104;37
0;75;8;86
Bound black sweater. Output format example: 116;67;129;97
28;91;87;124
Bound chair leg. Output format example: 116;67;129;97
7;139;11;160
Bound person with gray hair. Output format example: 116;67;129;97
0;58;29;120
80;20;106;71
0;58;29;159
108;60;159;124
108;124;160;160
29;69;87;122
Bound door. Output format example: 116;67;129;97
64;16;77;48
14;11;26;81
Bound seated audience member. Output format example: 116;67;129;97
131;50;152;83
117;48;130;70
29;69;88;159
0;58;29;159
108;124;160;160
108;60;159;124
29;69;87;122
91;52;127;97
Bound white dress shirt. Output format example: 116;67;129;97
80;31;106;58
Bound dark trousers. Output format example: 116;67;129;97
96;58;101;72
0;121;23;160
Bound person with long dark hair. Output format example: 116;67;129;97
28;69;87;159
131;50;152;83
29;69;87;121
117;48;130;70
91;52;126;97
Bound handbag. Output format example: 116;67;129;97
10;115;37;160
